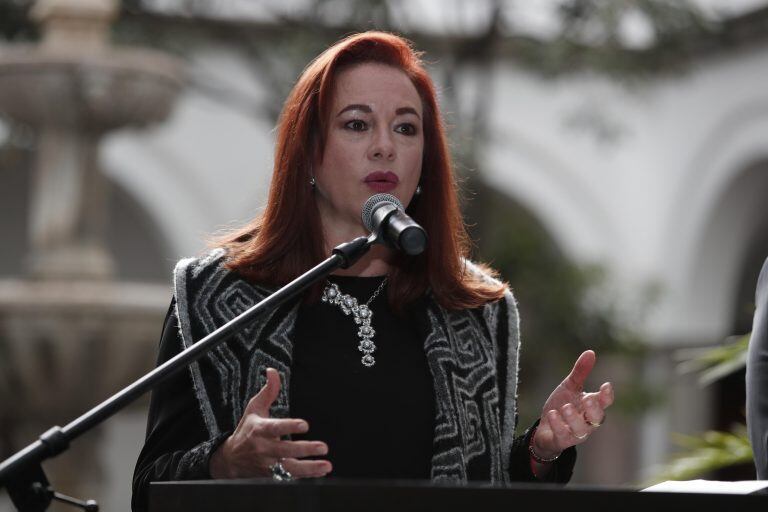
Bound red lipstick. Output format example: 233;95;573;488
364;171;399;193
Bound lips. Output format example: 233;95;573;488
364;171;399;193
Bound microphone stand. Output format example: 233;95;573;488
0;234;375;512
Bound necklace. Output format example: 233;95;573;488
321;277;388;367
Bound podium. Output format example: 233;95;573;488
150;479;768;512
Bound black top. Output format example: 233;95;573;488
290;275;435;479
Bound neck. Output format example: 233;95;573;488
321;216;392;277
334;244;392;276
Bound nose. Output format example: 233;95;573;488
367;127;396;161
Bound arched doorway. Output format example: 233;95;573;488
703;159;768;479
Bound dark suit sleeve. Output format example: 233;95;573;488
747;258;768;479
131;300;230;512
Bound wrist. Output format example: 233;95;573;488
529;427;561;464
209;436;234;479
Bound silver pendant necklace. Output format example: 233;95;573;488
321;277;388;367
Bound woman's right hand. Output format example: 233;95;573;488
209;367;332;479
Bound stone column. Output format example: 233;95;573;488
28;128;113;279
0;0;185;507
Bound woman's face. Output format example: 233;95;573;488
314;62;424;239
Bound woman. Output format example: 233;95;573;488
132;31;613;510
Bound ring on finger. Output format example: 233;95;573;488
573;432;589;440
585;413;605;428
584;416;605;428
269;458;293;481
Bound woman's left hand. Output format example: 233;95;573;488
531;350;614;460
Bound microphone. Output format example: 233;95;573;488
361;193;428;255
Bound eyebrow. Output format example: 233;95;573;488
396;107;421;119
336;104;421;119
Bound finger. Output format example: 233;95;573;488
268;439;329;459
252;417;310;438
598;382;614;409
281;458;333;478
560;403;589;441
245;368;282;417
581;395;605;426
547;409;574;452
563;350;596;392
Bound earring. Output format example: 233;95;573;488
415;184;422;195
310;176;316;188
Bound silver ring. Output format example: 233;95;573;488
269;459;293;481
586;414;605;428
584;411;605;428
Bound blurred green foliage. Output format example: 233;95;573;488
0;0;36;41
647;334;752;483
521;0;713;79
647;426;753;484
678;334;750;387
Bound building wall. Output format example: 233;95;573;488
482;42;768;344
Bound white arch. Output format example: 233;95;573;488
103;132;217;259
102;89;275;259
658;101;768;340
482;128;620;265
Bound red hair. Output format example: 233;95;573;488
220;31;505;310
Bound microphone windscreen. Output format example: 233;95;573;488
361;193;404;231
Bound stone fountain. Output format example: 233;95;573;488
0;0;185;505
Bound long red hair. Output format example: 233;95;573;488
220;31;505;310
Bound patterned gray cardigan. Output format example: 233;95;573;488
159;248;573;485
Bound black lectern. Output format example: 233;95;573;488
150;480;767;512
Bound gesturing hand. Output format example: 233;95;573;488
209;368;332;479
531;350;614;460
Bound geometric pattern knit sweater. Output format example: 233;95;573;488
172;249;568;483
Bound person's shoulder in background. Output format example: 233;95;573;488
747;256;768;479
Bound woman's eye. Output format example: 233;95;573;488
345;120;368;131
395;123;417;136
